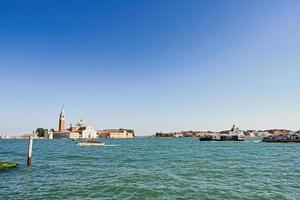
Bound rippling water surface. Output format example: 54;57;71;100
1;138;299;199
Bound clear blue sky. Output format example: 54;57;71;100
1;0;300;135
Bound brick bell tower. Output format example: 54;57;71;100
58;105;65;132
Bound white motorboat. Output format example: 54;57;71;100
76;140;105;147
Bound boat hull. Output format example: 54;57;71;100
219;135;240;141
199;136;213;141
262;134;300;143
262;139;300;143
76;142;105;147
199;135;244;142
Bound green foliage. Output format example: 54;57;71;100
119;129;135;135
36;128;45;137
126;129;135;134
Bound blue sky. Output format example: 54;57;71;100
1;0;300;135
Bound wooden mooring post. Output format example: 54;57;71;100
27;136;33;166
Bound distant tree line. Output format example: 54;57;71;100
36;128;45;137
36;128;55;137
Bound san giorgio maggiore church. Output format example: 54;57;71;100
53;107;98;139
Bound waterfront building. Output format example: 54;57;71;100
0;133;10;139
98;129;134;139
21;130;38;139
265;129;291;135
53;122;97;139
155;131;211;138
53;131;80;139
182;131;195;137
174;133;183;138
257;130;271;137
181;131;211;137
155;132;176;137
45;130;53;139
77;120;98;139
218;125;246;140
220;125;243;135
244;130;258;137
43;129;49;139
53;107;97;139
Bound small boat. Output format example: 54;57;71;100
262;134;300;143
199;135;213;141
199;135;245;141
76;140;105;147
199;125;245;142
219;135;245;141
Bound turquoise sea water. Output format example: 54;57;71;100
0;138;299;200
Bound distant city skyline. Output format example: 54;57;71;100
1;0;300;135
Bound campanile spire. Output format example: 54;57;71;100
58;105;65;132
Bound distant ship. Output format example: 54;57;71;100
199;135;213;141
199;125;245;141
262;134;300;143
199;135;245;141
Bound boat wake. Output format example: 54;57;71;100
103;144;120;147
